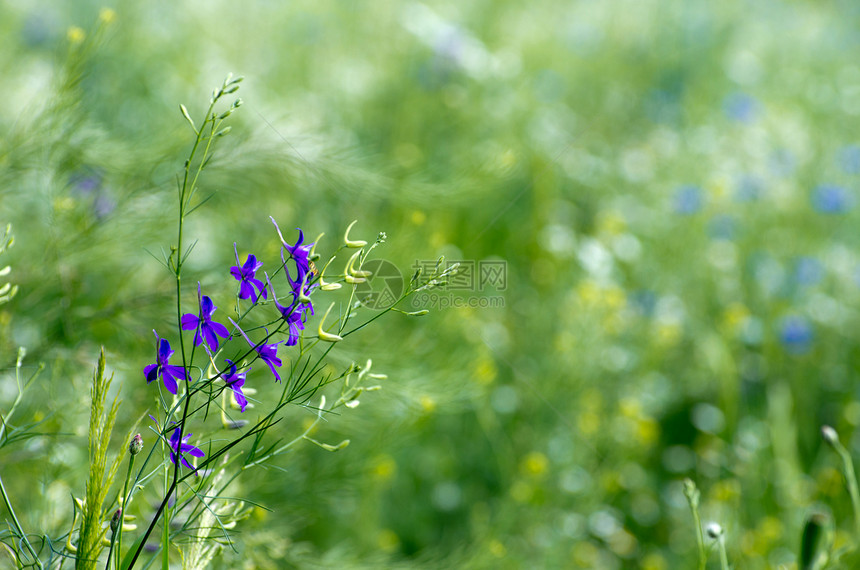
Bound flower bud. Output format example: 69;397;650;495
822;425;839;446
706;522;723;539
110;508;122;533
129;433;143;456
344;220;367;248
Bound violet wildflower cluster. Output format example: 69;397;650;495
111;76;448;570
142;218;319;445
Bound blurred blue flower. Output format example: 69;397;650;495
793;257;824;286
71;171;102;195
673;185;703;214
630;290;657;317
812;184;852;214
839;145;860;174
723;93;759;123
708;215;736;240
779;316;813;354
735;176;763;202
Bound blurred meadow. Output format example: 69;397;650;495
3;0;860;568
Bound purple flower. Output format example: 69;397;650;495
169;427;205;471
723;92;759;123
223;359;248;412
230;244;268;303
812;184;852;214
266;273;310;346
229;318;284;382
270;217;314;286
793;257;824;286
735;176;762;202
673;185;703;215
780;315;813;354
143;331;189;395
181;284;230;352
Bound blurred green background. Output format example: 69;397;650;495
3;0;860;567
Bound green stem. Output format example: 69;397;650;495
718;536;729;570
835;443;860;538
0;473;42;569
114;455;135;569
127;79;234;570
105;532;116;570
683;479;706;570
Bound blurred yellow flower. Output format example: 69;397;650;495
709;175;731;202
619;398;641;419
521;451;548;477
576;280;601;306
722;302;750;333
711;478;740;502
654;322;682;347
377;529;400;552
473;357;497;385
419;394;436;413
371;454;397;482
571;541;599;566
53;197;75;211
67;26;86;44
635;418;659;447
488;539;506;558
759;516;783;543
597;211;627;236
410;210;426;225
99;8;117;24
604;286;627;311
608;529;637;557
600;470;621;493
641;552;667;570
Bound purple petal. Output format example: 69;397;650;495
238;281;254;301
243;254;259;273
200;296;216;318
232;386;247;412
249;277;267;299
163;374;178;395
182;443;205;458
201;328;218;351
210;321;230;340
164;364;188;383
181;313;200;331
158;338;173;362
144;364;159;383
265;359;282;382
